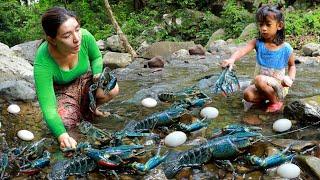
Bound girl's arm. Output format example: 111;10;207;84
282;53;296;87
221;39;256;67
287;53;296;81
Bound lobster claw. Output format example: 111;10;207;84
19;151;51;175
98;67;117;95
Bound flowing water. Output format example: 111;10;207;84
1;54;320;179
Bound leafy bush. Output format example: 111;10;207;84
220;0;254;40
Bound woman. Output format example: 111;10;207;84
34;7;119;149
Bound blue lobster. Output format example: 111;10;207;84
213;65;240;96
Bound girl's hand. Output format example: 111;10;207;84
220;59;235;68
58;133;77;150
93;73;101;83
281;76;293;87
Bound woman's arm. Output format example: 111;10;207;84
34;61;66;137
83;29;103;75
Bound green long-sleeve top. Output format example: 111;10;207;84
34;28;103;137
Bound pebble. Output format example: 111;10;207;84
141;98;157;108
7;104;21;114
164;131;187;147
200;107;219;119
17;130;34;141
273;118;292;132
277;163;300;178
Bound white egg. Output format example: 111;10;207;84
164;131;187;147
200;107;219;119
17;130;34;141
7;104;20;114
273;118;292;132
141;98;157;108
277;163;300;179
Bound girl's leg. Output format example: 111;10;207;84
254;75;279;104
254;75;284;112
243;84;267;103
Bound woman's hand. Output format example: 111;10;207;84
220;58;235;68
93;73;101;83
58;133;77;149
281;76;293;87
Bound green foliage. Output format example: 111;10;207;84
0;1;54;46
220;0;254;39
285;8;320;48
0;0;319;50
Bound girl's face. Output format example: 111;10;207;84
53;17;81;55
258;14;283;41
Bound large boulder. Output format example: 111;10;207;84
103;52;132;68
238;23;257;42
106;35;126;52
284;100;320;125
302;43;320;57
0;42;35;101
205;28;226;49
0;80;35;101
0;42;33;83
10;39;42;65
141;41;195;59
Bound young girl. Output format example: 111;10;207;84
221;4;296;113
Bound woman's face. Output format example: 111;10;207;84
54;17;81;55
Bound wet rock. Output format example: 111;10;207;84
188;44;206;55
296;155;320;179
245;170;263;179
175;167;192;179
295;55;320;64
302;43;320;56
265;145;280;156
284;100;320;125
146;56;165;68
242;114;262;125
144;167;167;180
271;139;318;152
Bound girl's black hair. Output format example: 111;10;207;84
41;7;79;38
256;4;285;45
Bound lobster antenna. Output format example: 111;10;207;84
263;120;320;138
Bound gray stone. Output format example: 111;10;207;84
10;39;42;65
302;43;320;56
296;155;320;179
205;29;226;49
0;42;34;83
96;39;106;51
141;41;195;59
0;80;35;101
239;23;257;42
103;52;132;68
106;35;126;52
